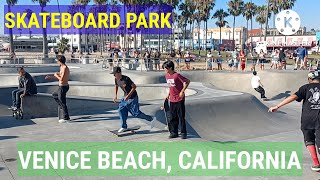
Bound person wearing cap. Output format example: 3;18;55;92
269;70;320;171
10;67;37;110
162;60;190;139
45;55;70;123
111;67;156;133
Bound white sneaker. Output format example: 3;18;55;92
150;117;156;129
311;165;320;171
58;119;69;123
118;128;127;133
164;126;169;130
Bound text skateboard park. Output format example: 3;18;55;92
1;0;320;179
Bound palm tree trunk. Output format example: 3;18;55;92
192;21;194;50
250;17;253;52
260;24;262;41
233;15;236;49
273;13;275;50
219;27;222;52
41;6;48;58
264;0;270;41
198;21;200;56
183;24;186;50
246;20;249;51
8;5;14;54
204;20;206;54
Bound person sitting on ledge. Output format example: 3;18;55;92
10;67;37;110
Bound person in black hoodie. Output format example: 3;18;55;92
11;67;37;110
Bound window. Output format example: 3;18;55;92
195;33;197;36
74;38;77;42
144;42;148;44
154;41;158;45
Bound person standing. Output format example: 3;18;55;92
279;47;286;70
162;60;190;139
207;51;213;71
268;71;320;171
239;49;246;72
232;49;239;71
251;71;267;100
112;67;156;133
250;49;258;71
295;45;308;70
216;52;223;70
45;55;70;123
258;49;266;71
10;67;37;110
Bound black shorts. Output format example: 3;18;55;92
301;129;320;146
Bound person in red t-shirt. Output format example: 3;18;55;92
239;49;246;72
162;60;190;139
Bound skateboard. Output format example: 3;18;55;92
161;99;171;131
12;108;23;119
108;126;141;137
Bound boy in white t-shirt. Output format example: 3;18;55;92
251;71;267;100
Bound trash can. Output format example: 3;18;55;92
83;55;89;64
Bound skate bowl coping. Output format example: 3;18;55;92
36;84;198;101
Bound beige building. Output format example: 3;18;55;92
193;27;247;49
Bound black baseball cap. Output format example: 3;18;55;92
110;67;121;74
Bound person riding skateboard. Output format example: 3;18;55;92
268;70;320;171
45;55;70;123
10;67;37;110
162;60;190;139
112;67;156;133
251;71;267;100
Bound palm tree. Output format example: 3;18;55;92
93;0;107;55
212;9;229;52
198;0;215;54
57;37;70;54
228;0;244;49
76;0;91;53
256;5;270;41
24;8;33;39
32;0;51;58
243;2;257;51
6;0;18;55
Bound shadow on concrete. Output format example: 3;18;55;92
0;167;5;171
0;136;19;141
270;91;291;100
0;116;36;129
70;116;119;123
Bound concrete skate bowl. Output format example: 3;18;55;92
141;93;298;142
36;84;197;101
0;84;197;119
0;65;60;86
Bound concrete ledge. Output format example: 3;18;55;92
34;58;56;64
0;65;59;73
22;93;117;119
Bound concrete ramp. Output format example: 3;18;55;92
142;90;299;142
184;94;298;141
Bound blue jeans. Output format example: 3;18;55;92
118;96;152;128
12;89;24;108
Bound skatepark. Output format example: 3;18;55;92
0;63;317;179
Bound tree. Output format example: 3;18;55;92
212;9;229;52
198;0;215;54
32;0;51;58
243;2;257;51
6;0;18;55
76;0;91;53
256;5;270;41
25;9;34;39
57;37;70;54
228;0;244;50
93;0;107;55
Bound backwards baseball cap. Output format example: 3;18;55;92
110;67;121;74
308;70;320;80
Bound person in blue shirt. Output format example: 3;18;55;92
295;44;308;70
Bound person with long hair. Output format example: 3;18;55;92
239;49;246;72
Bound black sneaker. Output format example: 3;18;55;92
311;164;320;171
181;133;187;139
64;117;70;120
168;134;178;139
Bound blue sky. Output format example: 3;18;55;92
1;0;319;35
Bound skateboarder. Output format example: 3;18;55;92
10;67;37;110
162;60;190;139
45;55;70;123
111;67;156;133
268;70;320;171
251;71;267;100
